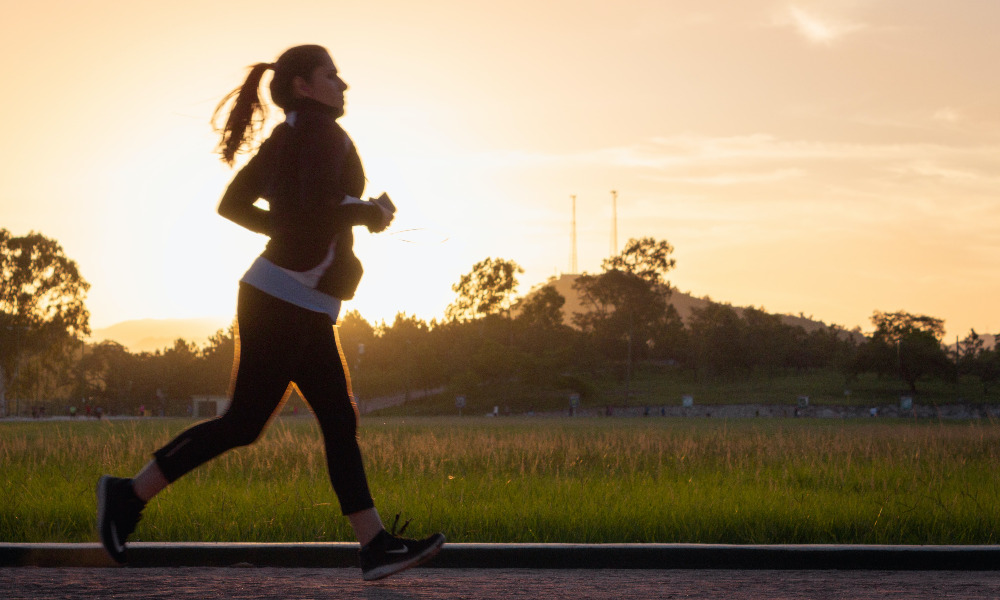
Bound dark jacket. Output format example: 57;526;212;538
218;101;382;300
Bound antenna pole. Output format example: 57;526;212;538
570;195;578;273
610;190;618;256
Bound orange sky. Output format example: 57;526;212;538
3;1;999;339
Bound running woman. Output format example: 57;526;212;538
96;44;445;581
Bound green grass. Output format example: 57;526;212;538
2;417;999;544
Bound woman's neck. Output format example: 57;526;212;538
285;96;341;118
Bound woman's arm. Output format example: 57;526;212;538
217;148;272;235
340;195;393;232
334;143;391;231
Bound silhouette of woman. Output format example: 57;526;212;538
97;44;444;581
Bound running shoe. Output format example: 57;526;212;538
96;475;146;564
359;515;446;581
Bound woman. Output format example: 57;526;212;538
96;44;445;581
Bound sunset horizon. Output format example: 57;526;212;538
4;1;998;340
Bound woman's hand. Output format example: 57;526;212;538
368;203;394;233
368;193;396;233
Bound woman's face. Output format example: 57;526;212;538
294;56;349;113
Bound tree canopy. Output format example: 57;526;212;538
601;237;676;287
853;310;952;392
445;257;523;321
1;229;91;414
871;310;946;343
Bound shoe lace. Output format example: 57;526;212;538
388;512;411;537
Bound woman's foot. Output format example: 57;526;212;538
96;475;146;564
359;529;446;581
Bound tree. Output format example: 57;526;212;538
0;230;90;416
379;312;436;396
573;237;678;395
856;310;952;392
159;339;201;414
77;341;137;413
337;310;376;380
445;258;523;321
514;284;566;331
602;237;676;286
199;324;237;396
870;310;946;342
687;302;746;378
959;329;1000;394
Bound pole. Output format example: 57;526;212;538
625;311;633;407
356;343;364;413
404;339;412;402
14;327;21;418
610;190;618;256
956;334;960;387
570;195;578;273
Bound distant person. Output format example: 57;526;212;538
96;44;443;581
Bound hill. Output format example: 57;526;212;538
547;274;845;334
89;317;231;353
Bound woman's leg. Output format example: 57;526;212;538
292;315;382;544
348;508;385;546
145;285;300;492
98;286;304;564
132;459;169;501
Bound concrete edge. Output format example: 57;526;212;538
2;543;999;570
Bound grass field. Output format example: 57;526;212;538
2;417;999;545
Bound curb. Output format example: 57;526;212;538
2;543;999;570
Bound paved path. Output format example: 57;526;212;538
7;542;1000;570
4;568;1000;599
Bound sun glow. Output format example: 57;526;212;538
3;0;999;339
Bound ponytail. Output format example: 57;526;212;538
211;45;333;166
212;62;274;166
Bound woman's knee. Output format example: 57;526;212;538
214;412;269;448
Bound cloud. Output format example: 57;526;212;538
777;4;867;45
438;134;1000;178
888;161;998;185
645;168;805;186
581;135;1000;170
933;108;961;123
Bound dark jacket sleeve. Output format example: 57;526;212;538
217;147;273;235
336;144;385;230
340;202;385;231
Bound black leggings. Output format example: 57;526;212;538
153;283;374;515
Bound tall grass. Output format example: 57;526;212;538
2;417;998;544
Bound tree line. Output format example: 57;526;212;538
3;229;998;417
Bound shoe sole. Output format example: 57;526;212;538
362;535;445;581
96;475;126;565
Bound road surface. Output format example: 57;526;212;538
4;568;1000;599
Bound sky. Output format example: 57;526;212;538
2;0;999;339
